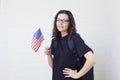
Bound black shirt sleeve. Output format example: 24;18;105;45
50;39;55;55
73;33;93;58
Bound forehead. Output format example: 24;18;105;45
57;13;69;19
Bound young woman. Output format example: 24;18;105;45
44;10;96;80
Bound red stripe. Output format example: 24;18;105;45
31;35;44;52
31;39;40;52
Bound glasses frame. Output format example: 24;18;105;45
56;19;69;24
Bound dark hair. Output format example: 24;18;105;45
52;10;76;40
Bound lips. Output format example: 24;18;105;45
59;26;64;28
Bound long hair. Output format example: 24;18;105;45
52;10;77;40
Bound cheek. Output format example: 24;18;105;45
65;24;69;30
65;26;69;30
56;23;59;26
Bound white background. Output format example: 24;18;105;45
0;0;120;80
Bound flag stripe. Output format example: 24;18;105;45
31;36;44;51
34;36;44;52
31;35;44;48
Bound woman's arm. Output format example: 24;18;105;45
44;47;53;68
47;54;53;68
76;51;96;78
63;51;96;79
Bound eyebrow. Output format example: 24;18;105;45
57;18;69;20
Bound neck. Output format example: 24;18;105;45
61;31;68;37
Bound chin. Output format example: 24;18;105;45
58;29;63;31
58;30;65;32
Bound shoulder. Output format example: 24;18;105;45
72;33;82;39
51;38;58;45
72;33;85;43
51;38;57;42
50;38;57;49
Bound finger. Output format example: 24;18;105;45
64;68;71;71
45;46;50;49
63;72;69;74
63;70;69;73
45;48;50;50
65;75;70;77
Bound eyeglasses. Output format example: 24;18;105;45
56;19;69;24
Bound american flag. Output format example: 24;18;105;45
31;28;44;52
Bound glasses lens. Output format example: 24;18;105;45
56;19;69;23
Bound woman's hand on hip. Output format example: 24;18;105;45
63;68;80;79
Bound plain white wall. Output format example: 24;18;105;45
0;0;120;80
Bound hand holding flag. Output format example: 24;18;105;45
31;28;44;53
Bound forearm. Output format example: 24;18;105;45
77;59;95;78
77;52;96;78
47;55;53;68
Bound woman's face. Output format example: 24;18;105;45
56;13;69;33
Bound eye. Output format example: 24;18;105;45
56;19;61;21
63;20;69;22
56;19;69;24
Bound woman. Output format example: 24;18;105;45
44;10;96;80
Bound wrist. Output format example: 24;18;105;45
73;71;81;79
76;72;81;79
47;54;52;57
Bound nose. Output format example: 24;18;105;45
59;20;64;25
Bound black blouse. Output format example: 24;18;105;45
50;33;93;80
